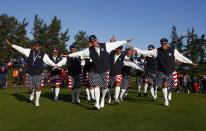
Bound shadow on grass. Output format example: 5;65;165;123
41;91;92;110
125;96;163;106
11;93;30;103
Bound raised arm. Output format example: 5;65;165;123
174;49;194;65
43;54;56;67
69;48;90;58
134;47;157;57
106;39;134;53
5;39;30;57
123;61;144;71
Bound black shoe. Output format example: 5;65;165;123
138;93;141;97
143;93;147;97
53;96;58;101
92;106;100;110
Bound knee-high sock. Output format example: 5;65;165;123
144;84;148;93
114;86;120;100
90;88;95;100
168;89;172;101
72;89;76;101
150;86;155;98
107;88;111;100
138;85;141;93
76;88;80;99
30;89;35;101
55;88;60;97
162;88;168;102
119;89;126;99
154;86;158;97
35;90;41;102
101;88;107;101
94;86;100;107
85;88;90;100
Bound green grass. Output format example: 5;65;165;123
0;87;206;131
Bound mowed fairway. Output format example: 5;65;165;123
0;87;206;131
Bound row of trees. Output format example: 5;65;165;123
0;13;206;73
0;13;89;62
170;25;206;74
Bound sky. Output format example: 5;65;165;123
0;0;206;49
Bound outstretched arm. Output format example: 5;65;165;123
56;57;67;67
174;49;195;65
123;61;144;71
106;39;133;53
43;54;56;67
134;47;157;57
5;39;30;57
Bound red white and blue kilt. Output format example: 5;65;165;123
68;74;82;89
49;75;63;87
156;71;174;89
26;74;44;89
82;72;90;86
108;74;123;88
89;71;109;89
121;75;131;89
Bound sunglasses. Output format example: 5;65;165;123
161;42;168;45
34;44;41;47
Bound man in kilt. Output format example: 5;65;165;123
134;38;196;106
135;55;146;97
5;39;56;107
58;35;132;109
143;44;158;100
58;45;82;104
48;48;63;101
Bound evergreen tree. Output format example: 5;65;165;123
170;25;183;51
73;30;89;51
0;13;29;62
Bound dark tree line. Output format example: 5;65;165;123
170;25;206;74
1;13;206;74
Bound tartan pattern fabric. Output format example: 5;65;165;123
145;72;157;86
156;71;174;89
108;75;123;88
68;75;82;89
26;74;44;89
49;75;63;87
89;71;109;88
121;76;130;89
82;72;90;86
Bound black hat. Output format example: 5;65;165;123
89;35;97;42
116;46;123;50
69;45;76;50
52;48;58;52
148;44;155;50
32;40;42;46
160;38;168;43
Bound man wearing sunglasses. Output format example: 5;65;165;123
5;39;56;107
48;48;63;101
134;38;196;106
57;35;132;110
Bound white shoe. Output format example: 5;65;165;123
153;95;157;101
93;105;100;110
100;99;105;108
115;99;120;104
35;101;39;107
76;98;81;104
164;100;169;106
119;96;123;102
108;97;111;104
72;99;75;103
30;93;34;101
